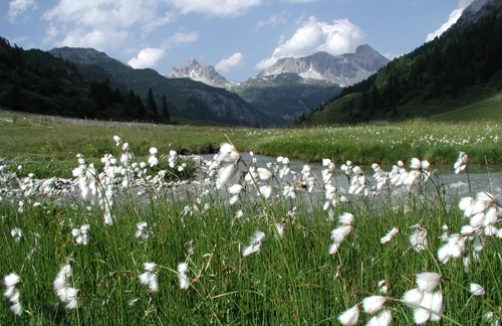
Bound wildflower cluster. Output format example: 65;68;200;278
438;191;502;265
1;134;500;325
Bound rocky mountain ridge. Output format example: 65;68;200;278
453;0;502;29
257;45;389;87
165;59;238;89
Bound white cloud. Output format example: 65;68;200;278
255;16;365;69
162;31;200;48
426;8;464;41
426;0;473;42
8;0;37;23
215;52;244;72
56;29;130;49
42;0;160;50
166;0;261;17
128;48;166;69
142;11;177;34
256;12;287;29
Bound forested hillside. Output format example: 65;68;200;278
0;37;168;123
294;9;502;126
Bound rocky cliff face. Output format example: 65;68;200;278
166;59;238;89
453;0;502;29
257;45;389;87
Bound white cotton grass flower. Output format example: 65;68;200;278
177;262;190;290
275;220;287;238
113;135;121;146
429;291;445;322
277;156;291;179
216;164;240;189
338;212;354;226
10;228;22;243
3;272;23;316
362;295;388;314
228;184;244;205
415;272;442;293
454;151;468;174
18;200;24;213
380;227;399;244
177;162;187;172
257;167;273;181
3;273;21;289
409;221;428;252
329;212;354;254
413;291;434;324
348;166;367;195
282;185;296;199
58;286;81;310
258;184;272;199
402;288;424;308
128;298;140;306
120;142;133;166
367;310;393;326
242;231;265;257
148;147;159;167
470;283;485;296
53;263;72;293
377;279;389;294
410;291;445;324
341;161;353;176
168;150;178;168
321;158;335;184
71;224;90;245
139;262;158;293
338;304;359;326
53;262;81;310
437;233;466;264
330;225;353;245
215;143;241;163
299;164;316;192
9;301;23;316
135;222;150;239
485;311;501;325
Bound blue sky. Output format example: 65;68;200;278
2;0;472;82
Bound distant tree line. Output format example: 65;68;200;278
0;37;170;123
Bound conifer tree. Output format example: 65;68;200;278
161;94;171;123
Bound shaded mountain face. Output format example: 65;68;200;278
257;45;390;87
165;59;238;89
234;73;341;126
49;47;265;126
453;0;502;29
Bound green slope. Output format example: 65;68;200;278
235;73;341;126
300;8;502;126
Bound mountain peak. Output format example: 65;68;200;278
186;58;201;68
49;47;129;67
166;59;237;88
453;0;502;30
258;46;389;87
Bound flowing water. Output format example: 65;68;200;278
202;153;502;198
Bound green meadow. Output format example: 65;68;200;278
1;109;502;325
1;109;502;178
